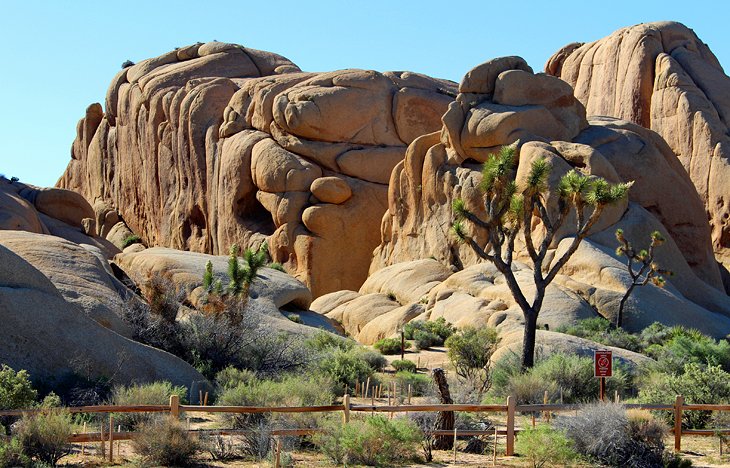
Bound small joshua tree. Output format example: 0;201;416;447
614;229;672;328
202;260;214;291
227;243;268;298
452;145;630;370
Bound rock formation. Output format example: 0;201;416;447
0;176;205;387
58;42;456;297
310;56;730;354
546;21;730;274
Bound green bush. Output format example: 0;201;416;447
359;350;387;372
317;348;375;392
286;313;302;324
132;417;199;466
413;330;439;350
215;366;256;390
0;437;29;468
391;359;417;373
645;329;730;374
16;410;74;466
304;330;355;352
445;327;499;397
374;337;409;355
314;415;421;466
111;381;187;429
515;424;577;468
0;365;37;410
393;372;431;397
557;317;642;352
121;234;142;248
639;363;730;428
403;318;455;344
490;353;630;404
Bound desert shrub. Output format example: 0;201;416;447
267;262;285;272
445;327;499;397
403;318;455;345
639;362;730;428
413;330;440;350
391;359;417;373
557;317;642;352
111;381;187;429
38;393;61;409
393;372;431;397
16;410;74;466
200;433;241;461
515;424;577;468
132;417;199;466
314;415;421;466
0;365;37;410
215;366;256;390
359;350;387;372
374;337;409;355
0;437;29;468
304;330;355;352
121;234;142;248
219;374;334;429
286;313;302;323
556;403;668;467
646;330;730;374
317;348;375;392
490;352;631;404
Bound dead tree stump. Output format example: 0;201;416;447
432;367;454;450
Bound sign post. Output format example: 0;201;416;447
594;350;612;401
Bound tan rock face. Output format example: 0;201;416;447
58;44;456;297
0;238;203;388
545;21;730;270
351;56;730;345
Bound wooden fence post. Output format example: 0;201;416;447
674;395;684;452
108;415;114;462
343;394;350;424
170;394;180;419
506;395;515;456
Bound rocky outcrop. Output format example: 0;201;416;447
325;57;730;345
0;242;204;388
546;21;730;269
113;246;342;334
58;42;456;297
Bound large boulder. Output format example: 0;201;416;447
58;45;457;297
546;21;730;272
0;244;203;388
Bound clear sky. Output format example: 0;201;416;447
1;0;728;187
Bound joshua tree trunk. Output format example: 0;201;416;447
617;283;636;328
521;310;538;370
432;368;454;450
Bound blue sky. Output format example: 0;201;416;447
2;1;728;187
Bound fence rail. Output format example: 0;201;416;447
2;394;729;460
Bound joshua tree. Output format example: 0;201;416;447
227;243;268;298
452;146;630;370
202;243;269;321
614;229;672;328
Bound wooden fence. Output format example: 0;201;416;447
2;394;729;462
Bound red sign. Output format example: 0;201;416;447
594;350;613;377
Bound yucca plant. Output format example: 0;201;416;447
615;229;672;328
452;145;631;370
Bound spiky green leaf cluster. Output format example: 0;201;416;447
507;193;525;223
452;198;467;219
558;169;591;201
451;220;467;242
480;146;516;192
202;260;214;291
585;179;632;206
526;157;551;193
227;243;269;296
